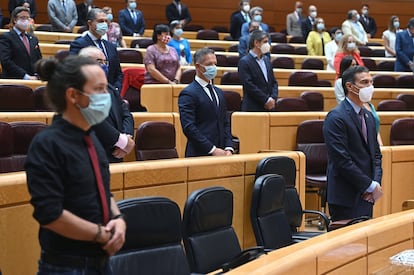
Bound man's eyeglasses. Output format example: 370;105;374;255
96;58;109;66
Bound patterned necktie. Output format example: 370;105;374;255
21;33;30;54
359;109;368;143
84;135;110;224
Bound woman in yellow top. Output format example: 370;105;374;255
306;17;331;56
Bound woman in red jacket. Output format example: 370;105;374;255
334;33;364;78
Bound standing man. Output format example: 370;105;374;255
165;0;192;26
77;0;95;26
79;46;135;163
9;0;37;19
240;6;269;37
238;20;260;57
47;0;78;32
342;9;368;46
238;30;278;112
118;0;145;36
359;4;377;38
0;7;42;79
178;48;234;157
394;18;414;72
286;1;303;37
229;0;251;40
70;8;123;91
26;55;126;274
301;4;317;40
323;66;383;221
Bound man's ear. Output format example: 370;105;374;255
66;87;79;105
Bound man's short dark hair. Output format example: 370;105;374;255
12;6;30;21
86;8;104;22
408;17;414;29
194;47;215;64
248;30;268;49
342;66;369;95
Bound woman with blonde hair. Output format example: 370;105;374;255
333;33;364;78
306;17;331;56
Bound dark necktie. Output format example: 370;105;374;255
131;10;137;24
359;109;368;143
206;84;218;109
62;0;67;13
321;37;325;55
84;135;110;224
96;39;108;60
21;33;30;54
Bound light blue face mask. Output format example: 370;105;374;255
316;23;325;31
95;22;108;36
77;91;112;126
174;28;183;37
253;15;262;22
129;2;137;10
393;21;400;29
201;64;217;80
106;13;113;22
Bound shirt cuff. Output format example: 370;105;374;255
224;147;234;152
365;180;379;193
208;145;217;155
266;97;273;104
23;74;30;80
114;133;128;150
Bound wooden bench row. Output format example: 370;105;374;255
2;144;414;274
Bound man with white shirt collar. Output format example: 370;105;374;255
118;0;145;36
178;47;234;157
166;0;192;26
301;4;317;40
342;9;368;46
70;8;123;91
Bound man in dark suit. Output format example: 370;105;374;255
358;4;377;38
118;0;145;36
79;46;135;163
70;8;123;91
323;66;383;221
229;0;250;40
8;0;37;19
301;4;317;40
395;18;414;72
165;0;191;26
0;6;41;79
178;48;234;157
76;0;95;26
238;30;278;112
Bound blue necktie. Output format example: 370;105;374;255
62;0;67;13
96;39;108;60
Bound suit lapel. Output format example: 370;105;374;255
195;81;219;114
247;54;268;84
344;100;369;150
11;30;29;57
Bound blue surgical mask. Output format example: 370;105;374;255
95;22;108;36
201;64;217;80
253;15;262;22
77;91;111;126
174;28;183;37
316;23;325;31
393;21;400;29
335;33;343;41
128;2;137;10
100;64;109;76
106;13;113;22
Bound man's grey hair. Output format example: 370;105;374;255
194;47;215;64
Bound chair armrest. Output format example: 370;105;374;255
221;246;266;272
303;209;330;230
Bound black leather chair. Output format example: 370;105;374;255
301;58;324;70
376;61;395;71
196;29;219;40
397;94;414;110
130;38;154;48
269;32;287;43
221;71;242;85
54;49;70;61
33;86;53;111
362;58;378;71
377;99;407;111
180;68;196;84
288;71;319;86
271;44;295;54
118;49;143;63
0;85;34;111
275;98;309;112
372;74;396;88
251;174;295;249
396;75;414;88
272;56;295;69
135;121;179;161
300;91;324;111
183;24;204;31
255;156;330;239
110;197;191;275
182;186;264;274
0;122;14;173
390;118;414;145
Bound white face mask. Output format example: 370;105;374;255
242;4;250;13
15;19;29;31
260;42;270;54
310;11;317;18
353;85;374;103
347;42;356;50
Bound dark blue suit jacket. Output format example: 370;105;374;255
0;29;42;79
395;29;414;72
238;53;278;111
69;34;123;91
230;10;247;40
323;99;382;209
118;8;145;36
93;85;134;163
178;80;233;157
165;2;192;24
301;16;314;40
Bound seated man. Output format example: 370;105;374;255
0;6;41;79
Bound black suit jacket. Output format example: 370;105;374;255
359;15;377;38
238;53;278;111
93;85;134;163
0;29;42;79
76;3;95;26
178;80;233;157
165;2;191;24
323;99;382;208
69;34;123;91
230;10;247;40
301;16;314;40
